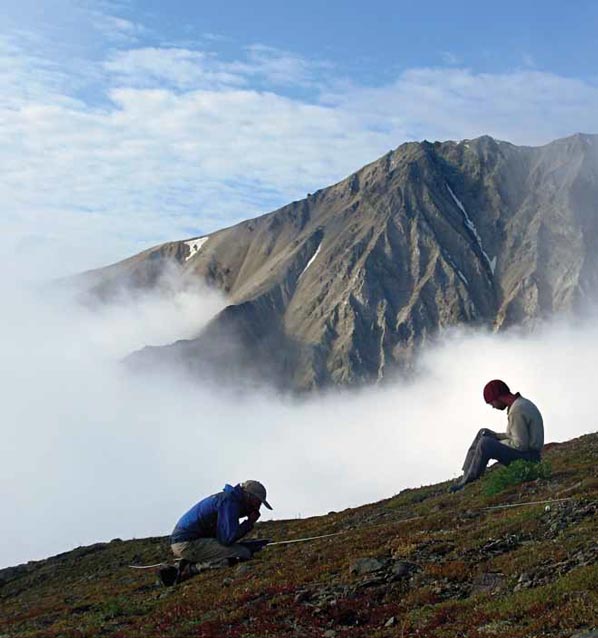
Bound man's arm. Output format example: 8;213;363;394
216;499;243;546
480;428;506;439
235;510;260;541
217;502;260;545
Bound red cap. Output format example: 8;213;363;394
483;379;510;404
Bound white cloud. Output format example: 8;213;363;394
0;44;391;274
240;44;333;87
105;48;247;90
0;35;81;109
104;44;331;91
325;67;598;144
90;12;147;44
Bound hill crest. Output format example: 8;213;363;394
2;431;598;637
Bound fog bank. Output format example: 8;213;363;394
1;264;596;569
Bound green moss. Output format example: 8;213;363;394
482;460;552;496
95;596;148;622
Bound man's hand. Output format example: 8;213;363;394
247;510;261;524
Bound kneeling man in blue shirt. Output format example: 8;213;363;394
161;480;272;585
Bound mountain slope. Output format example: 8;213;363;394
79;134;598;389
2;433;598;637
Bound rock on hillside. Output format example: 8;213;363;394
79;134;598;390
2;432;598;637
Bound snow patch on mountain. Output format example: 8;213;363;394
489;255;497;275
184;237;208;261
446;184;494;275
298;243;321;280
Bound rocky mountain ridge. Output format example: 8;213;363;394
80;133;598;390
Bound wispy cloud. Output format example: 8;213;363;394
104;48;246;90
324;67;598;143
85;0;144;37
522;53;536;68
89;12;147;44
440;50;460;65
241;44;334;87
104;43;333;91
0;34;81;108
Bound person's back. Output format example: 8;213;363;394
505;395;544;452
171;484;247;546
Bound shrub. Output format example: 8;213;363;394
483;460;552;496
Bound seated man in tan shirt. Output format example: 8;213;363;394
449;379;544;493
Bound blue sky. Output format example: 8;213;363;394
2;0;598;275
132;0;598;79
7;1;598;80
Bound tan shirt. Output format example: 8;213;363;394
499;395;544;451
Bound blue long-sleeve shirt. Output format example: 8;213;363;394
170;484;253;545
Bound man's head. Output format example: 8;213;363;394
241;480;273;511
483;379;511;410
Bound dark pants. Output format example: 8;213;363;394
461;429;541;484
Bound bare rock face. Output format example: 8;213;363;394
79;134;598;390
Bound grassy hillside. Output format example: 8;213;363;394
2;433;598;637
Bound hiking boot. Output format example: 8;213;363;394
175;560;200;584
448;479;466;493
158;565;178;587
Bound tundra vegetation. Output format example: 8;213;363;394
1;434;597;637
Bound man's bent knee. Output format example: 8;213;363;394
171;539;251;563
171;542;188;560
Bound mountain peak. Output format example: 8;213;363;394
542;131;598;150
79;133;598;390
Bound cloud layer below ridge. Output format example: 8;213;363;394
2;255;596;569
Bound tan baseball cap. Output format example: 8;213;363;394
241;480;273;510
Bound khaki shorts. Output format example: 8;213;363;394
171;538;251;564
